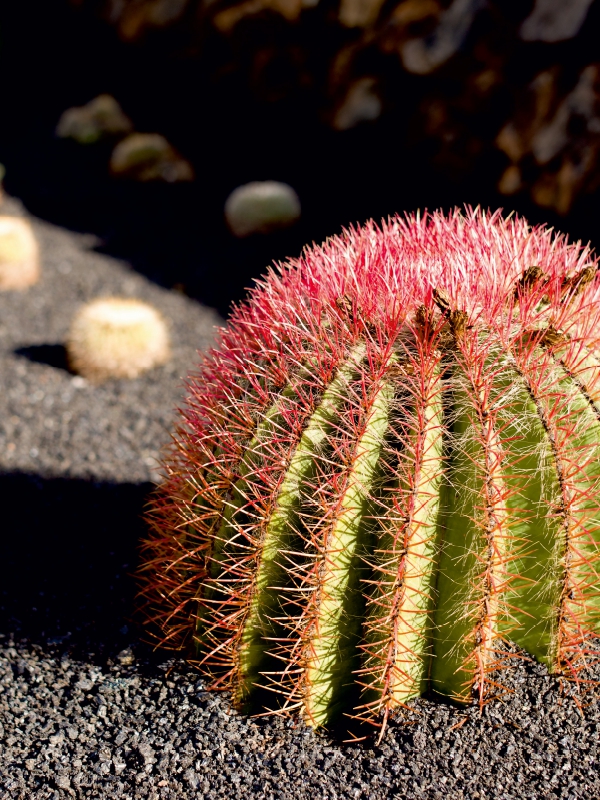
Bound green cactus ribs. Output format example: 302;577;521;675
139;209;600;734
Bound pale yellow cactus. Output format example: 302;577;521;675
66;297;170;382
0;216;40;291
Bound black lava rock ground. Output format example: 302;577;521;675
1;198;600;799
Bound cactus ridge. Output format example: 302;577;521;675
140;208;600;732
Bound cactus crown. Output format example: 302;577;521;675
140;208;600;733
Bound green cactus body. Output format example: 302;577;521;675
513;345;600;651
196;332;600;722
494;359;563;669
430;372;500;701
140;210;600;733
235;347;365;704
303;368;395;726
565;378;600;628
552;345;600;624
360;347;444;712
196;384;299;635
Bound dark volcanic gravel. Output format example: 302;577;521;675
1;199;600;799
2;644;600;800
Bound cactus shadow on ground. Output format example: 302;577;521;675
0;471;152;661
14;344;72;374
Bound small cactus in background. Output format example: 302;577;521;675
0;216;40;291
139;209;600;733
109;133;194;182
56;94;133;144
224;181;301;237
66;297;170;382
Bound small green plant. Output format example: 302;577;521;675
109;133;194;182
56;94;133;144
140;209;600;733
224;181;301;237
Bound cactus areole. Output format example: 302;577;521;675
140;209;600;732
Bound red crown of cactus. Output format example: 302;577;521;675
139;208;600;733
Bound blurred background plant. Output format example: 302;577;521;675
1;0;599;316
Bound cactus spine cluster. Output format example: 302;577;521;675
140;209;600;732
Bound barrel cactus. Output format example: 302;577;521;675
140;208;600;733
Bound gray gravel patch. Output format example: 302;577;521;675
1;643;599;799
1;199;600;798
0;196;220;484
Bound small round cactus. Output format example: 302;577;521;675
56;94;133;144
224;181;301;237
109;133;194;182
140;209;600;733
0;216;40;291
66;297;170;382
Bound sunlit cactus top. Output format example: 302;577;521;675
140;208;600;734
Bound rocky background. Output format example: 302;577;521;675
1;0;600;316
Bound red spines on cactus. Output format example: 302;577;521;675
139;207;600;733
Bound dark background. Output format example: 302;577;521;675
2;0;600;317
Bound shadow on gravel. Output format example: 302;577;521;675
14;344;72;373
0;472;153;662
